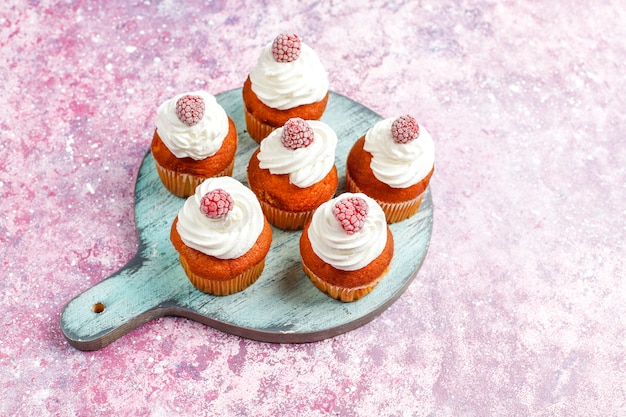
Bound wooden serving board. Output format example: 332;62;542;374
60;89;434;351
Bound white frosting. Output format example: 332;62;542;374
257;120;337;188
249;42;329;110
307;193;387;271
155;90;229;161
363;118;435;188
176;177;265;259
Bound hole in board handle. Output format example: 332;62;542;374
92;302;106;314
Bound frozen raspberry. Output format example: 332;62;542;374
281;118;315;150
175;94;205;126
333;196;369;235
199;189;234;219
272;33;301;63
391;114;420;144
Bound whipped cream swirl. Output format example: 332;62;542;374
249;42;329;110
257;120;337;188
176;177;265;259
155;90;229;161
308;193;387;271
364;117;435;188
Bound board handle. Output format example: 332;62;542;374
59;252;187;351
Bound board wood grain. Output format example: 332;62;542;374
60;89;434;351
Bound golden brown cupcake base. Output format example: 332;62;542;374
303;262;387;302
170;218;273;295
151;116;238;197
180;256;266;296
243;106;278;145
258;200;316;231
299;223;394;302
242;76;329;143
346;136;434;223
346;169;425;223
154;157;234;198
247;148;338;230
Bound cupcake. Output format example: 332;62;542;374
346;115;435;223
151;90;238;198
299;193;394;302
170;176;272;296
242;33;329;143
247;118;338;230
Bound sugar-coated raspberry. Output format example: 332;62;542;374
175;94;205;126
333;196;369;235
391;114;420;144
272;33;301;63
281;118;315;150
199;189;234;219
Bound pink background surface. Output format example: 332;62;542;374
2;1;625;416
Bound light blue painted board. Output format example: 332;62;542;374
60;89;434;351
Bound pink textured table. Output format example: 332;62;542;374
2;1;625;416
